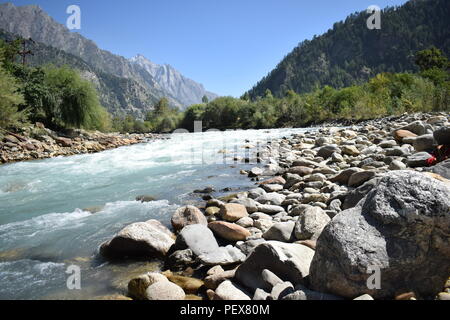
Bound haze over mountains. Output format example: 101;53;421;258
0;2;217;117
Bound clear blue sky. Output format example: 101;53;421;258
7;0;408;96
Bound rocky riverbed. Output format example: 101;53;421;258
0;123;165;164
94;112;450;301
37;113;450;300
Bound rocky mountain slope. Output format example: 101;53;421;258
0;28;159;118
0;2;217;111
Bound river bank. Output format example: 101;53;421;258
97;111;450;301
0;124;167;164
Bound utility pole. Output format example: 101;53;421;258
17;38;35;66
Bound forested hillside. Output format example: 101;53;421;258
247;0;450;99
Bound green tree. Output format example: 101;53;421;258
415;47;449;72
202;95;209;104
0;65;26;129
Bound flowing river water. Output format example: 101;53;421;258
0;128;309;300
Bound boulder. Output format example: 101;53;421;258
256;193;286;206
318;145;340;159
145;280;186;300
263;221;296;242
208;221;251;242
128;272;168;300
220;203;248;222
310;171;450;299
413;134;436;152
230;198;259;214
260;176;286;186
294;207;331;241
342;145;360;156
214;280;251;300
99;220;175;260
163;272;204;294
175;224;245;266
425;159;450;180
348;171;376;188
257;204;285;215
434;126;450;145
288;166;313;176
400;121;426;136
204;269;236;290
393;130;417;143
407;152;432;168
342;177;382;210
171;206;207;231
235;241;315;292
330;168;363;185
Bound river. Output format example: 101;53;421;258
0;128;308;300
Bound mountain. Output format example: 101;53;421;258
0;28;160;118
130;55;217;107
0;2;217;112
247;0;450;99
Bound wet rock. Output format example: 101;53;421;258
171;206;207;232
100;220;175;260
165;249;196;271
145;280;185;300
163;272;204;294
249;167;264;177
128;272;168;300
136;195;156;203
310;171;450;299
205;206;220;216
235;241;315;292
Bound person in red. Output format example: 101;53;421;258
426;145;450;166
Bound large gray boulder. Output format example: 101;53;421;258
434;126;450;145
310;171;450;299
235;241;315;292
425;159;450;180
100;220;175;260
174;224;245;266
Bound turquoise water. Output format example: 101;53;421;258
0;128;306;300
